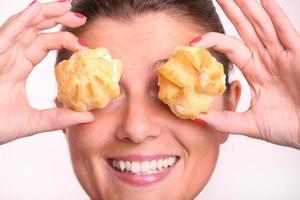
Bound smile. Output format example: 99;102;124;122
106;155;180;186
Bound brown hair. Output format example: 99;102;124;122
56;0;232;85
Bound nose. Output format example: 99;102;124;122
116;95;162;144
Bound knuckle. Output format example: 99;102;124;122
216;0;226;7
61;31;75;40
61;31;71;37
234;18;249;29
36;32;48;44
225;46;236;56
54;109;64;125
60;31;76;47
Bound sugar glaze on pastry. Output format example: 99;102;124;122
55;47;123;112
157;46;226;119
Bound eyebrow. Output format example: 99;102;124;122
148;58;169;72
118;58;169;87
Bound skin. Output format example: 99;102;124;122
65;13;240;199
0;0;298;148
0;0;298;199
194;0;300;149
0;1;94;144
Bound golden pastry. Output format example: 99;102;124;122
157;46;226;119
55;47;123;112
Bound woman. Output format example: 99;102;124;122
0;0;299;199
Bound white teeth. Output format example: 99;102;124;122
141;161;150;173
170;157;176;166
168;157;173;166
111;156;177;175
131;162;141;173
163;159;169;169
157;159;163;170
150;160;156;170
112;160;118;168
119;160;125;172
125;161;131;171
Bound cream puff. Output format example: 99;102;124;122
157;46;226;120
55;47;122;112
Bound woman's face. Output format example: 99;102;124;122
66;12;237;200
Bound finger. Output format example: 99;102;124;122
0;0;72;54
0;3;41;54
30;108;95;134
39;0;71;19
17;11;87;48
27;1;73;29
36;11;87;30
216;0;264;49
27;0;72;27
20;1;83;47
191;32;252;71
261;0;300;51
25;31;88;66
233;0;284;54
194;110;258;138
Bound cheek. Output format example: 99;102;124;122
66;120;117;200
166;118;221;192
67;107;121;157
172;119;220;160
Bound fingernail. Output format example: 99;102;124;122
28;0;37;6
74;12;86;19
189;36;202;45
57;0;68;2
194;118;208;126
78;38;88;47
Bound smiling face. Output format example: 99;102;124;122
65;12;235;200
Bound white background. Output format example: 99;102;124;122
0;0;299;200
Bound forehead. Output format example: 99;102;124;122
80;12;201;62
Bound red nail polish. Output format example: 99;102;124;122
190;36;202;45
74;12;86;19
57;0;68;2
28;0;37;6
194;118;208;125
78;38;88;47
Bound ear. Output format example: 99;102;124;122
217;80;242;144
224;80;242;111
55;98;67;134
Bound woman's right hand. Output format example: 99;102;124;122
0;0;94;145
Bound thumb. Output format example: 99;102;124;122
194;110;257;137
30;108;95;134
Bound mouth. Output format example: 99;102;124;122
106;155;180;186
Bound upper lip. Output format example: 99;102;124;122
106;154;179;162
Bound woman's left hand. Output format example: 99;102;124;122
192;0;300;149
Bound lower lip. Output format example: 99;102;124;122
106;159;179;187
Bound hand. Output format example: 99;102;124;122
192;0;300;149
0;1;94;145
